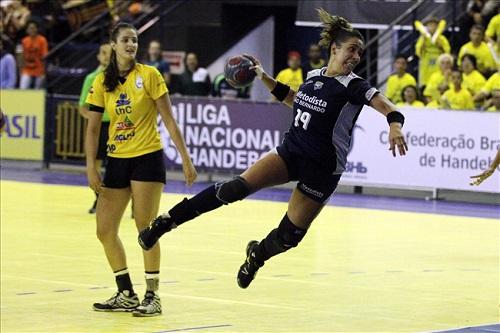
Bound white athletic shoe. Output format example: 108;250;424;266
133;292;162;317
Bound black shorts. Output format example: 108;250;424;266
276;139;341;203
96;121;110;160
103;149;166;188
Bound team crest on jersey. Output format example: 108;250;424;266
314;81;324;90
116;93;131;107
135;76;143;89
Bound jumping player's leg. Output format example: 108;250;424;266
237;188;323;288
130;180;164;317
237;173;341;288
138;152;289;250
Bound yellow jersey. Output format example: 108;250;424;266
481;72;500;94
426;100;440;109
486;14;500;40
396;100;425;108
86;63;168;158
385;72;417;104
458;42;496;74
462;69;486;96
423;70;451;102
487;105;499;112
441;87;474;110
276;68;303;92
415;35;450;86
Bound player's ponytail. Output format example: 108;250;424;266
104;22;136;92
317;8;363;56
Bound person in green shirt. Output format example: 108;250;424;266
79;42;112;213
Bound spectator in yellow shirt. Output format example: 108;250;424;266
423;53;453;104
415;17;451;87
474;66;500;103
461;54;486;96
397;85;425;108
276;51;303;92
485;10;500;43
487;89;500;111
385;54;417;104
440;68;474;110
458;25;496;76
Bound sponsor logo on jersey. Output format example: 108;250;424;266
116;93;131;107
314;81;324;90
294;91;327;113
114;131;135;143
115;116;135;130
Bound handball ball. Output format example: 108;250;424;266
224;55;256;88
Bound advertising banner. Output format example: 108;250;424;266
0;90;45;161
160;98;499;193
341;107;500;193
159;97;291;173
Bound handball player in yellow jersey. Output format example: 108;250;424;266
85;23;196;316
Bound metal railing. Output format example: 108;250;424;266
54;100;86;159
358;0;465;87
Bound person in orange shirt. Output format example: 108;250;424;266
19;20;48;89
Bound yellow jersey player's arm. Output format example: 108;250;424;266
155;93;197;186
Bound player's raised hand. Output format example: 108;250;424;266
243;54;264;79
388;123;408;157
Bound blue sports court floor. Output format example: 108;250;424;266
1;163;498;332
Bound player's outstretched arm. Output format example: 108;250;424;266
470;149;500;186
244;54;296;109
369;93;408;157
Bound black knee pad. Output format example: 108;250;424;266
277;214;307;248
215;176;250;204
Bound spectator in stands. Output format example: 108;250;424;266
474;65;500;106
440;67;474;110
212;72;251;99
461;54;486;98
458;25;496;76
144;40;170;86
415;17;450;88
0;38;17;88
1;0;30;43
487;88;500;111
385;54;417;104
423;53;453;104
177;52;211;96
301;44;326;75
485;6;500;43
78;42;112;214
276;51;303;92
396;85;425;108
19;20;47;89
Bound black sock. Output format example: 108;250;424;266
114;268;134;294
168;184;224;226
254;214;307;263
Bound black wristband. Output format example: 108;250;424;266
271;81;291;102
387;111;404;127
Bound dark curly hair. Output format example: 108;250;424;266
317;8;364;57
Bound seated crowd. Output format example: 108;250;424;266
0;0;498;111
